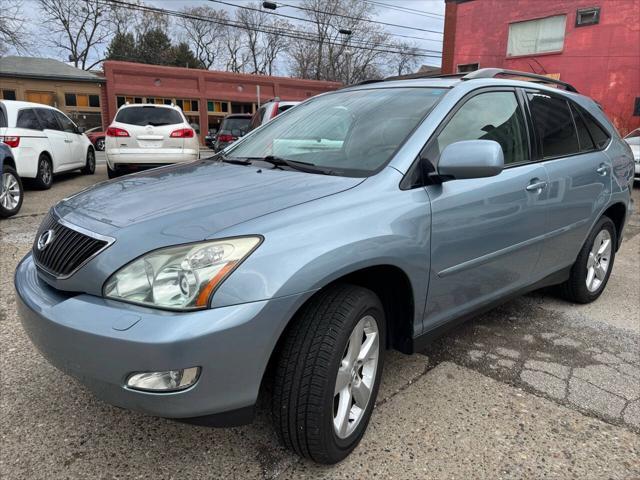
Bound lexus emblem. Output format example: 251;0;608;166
37;230;55;251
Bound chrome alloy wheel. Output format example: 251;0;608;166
40;158;52;185
586;229;612;292
0;171;21;210
333;315;380;439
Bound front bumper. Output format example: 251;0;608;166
15;254;306;422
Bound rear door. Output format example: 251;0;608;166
53;110;85;166
423;88;549;329
113;106;185;152
524;90;612;276
34;108;71;170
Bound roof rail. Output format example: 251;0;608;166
462;68;578;93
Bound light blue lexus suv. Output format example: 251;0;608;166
15;69;635;464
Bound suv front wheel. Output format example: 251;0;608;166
272;284;385;464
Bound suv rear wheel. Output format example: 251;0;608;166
272;284;385;464
559;216;616;303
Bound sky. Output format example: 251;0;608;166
19;0;445;70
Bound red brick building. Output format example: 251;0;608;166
442;0;640;134
101;61;341;143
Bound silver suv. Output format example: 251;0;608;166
15;69;635;464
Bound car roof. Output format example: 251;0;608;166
0;99;60;111
117;103;181;110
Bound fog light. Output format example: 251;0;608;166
126;367;200;392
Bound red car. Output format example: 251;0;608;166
85;126;105;151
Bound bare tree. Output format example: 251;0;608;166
109;0;169;37
236;5;265;74
392;41;421;76
37;0;113;70
0;0;30;56
223;25;248;73
261;19;291;76
178;6;227;70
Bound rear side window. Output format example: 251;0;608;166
17;109;42;130
250;106;267;130
527;92;579;158
577;105;610;149
115;106;183;126
570;103;595;151
0;108;7;128
429;91;529;165
36;108;62;131
277;104;295;114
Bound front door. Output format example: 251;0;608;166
35;108;71;170
524;91;612;276
422;88;548;330
54;110;85;167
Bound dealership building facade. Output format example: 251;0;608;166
101;61;341;143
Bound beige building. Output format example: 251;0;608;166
0;56;106;129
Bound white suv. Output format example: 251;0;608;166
105;104;199;178
0;100;96;189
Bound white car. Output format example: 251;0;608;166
249;99;300;131
0;100;96;189
105;104;199;178
623;128;640;181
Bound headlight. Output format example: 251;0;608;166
104;237;261;310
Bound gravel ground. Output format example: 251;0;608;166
1;155;639;479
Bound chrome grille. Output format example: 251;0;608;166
33;213;109;278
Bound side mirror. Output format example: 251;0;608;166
77;126;86;134
437;140;504;180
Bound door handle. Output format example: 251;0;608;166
64;139;72;143
526;180;547;192
596;164;608;176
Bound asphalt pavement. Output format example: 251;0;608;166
1;153;638;479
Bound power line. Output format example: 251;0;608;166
363;0;445;19
263;0;444;39
100;0;442;58
209;0;442;55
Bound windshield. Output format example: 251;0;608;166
115;106;183;127
221;117;251;133
227;87;447;176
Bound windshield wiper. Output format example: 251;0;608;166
204;152;252;165
246;156;334;175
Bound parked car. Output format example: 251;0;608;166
249;99;299;131
0;100;96;189
15;70;634;464
214;114;252;152
623;128;640;181
85;126;106;151
0;142;23;218
105;103;199;179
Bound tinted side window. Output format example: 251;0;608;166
0;107;7;128
431;91;529;165
54;111;77;133
570;103;595;151
577;105;610;149
37;109;62;130
527;93;579;158
16;109;42;130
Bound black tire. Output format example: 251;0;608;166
0;165;23;218
33;154;53;189
559;216;616;303
272;284;386;464
107;164;120;179
95;138;105;151
81;148;96;175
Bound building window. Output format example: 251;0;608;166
25;91;55;106
634;97;640;117
576;7;600;27
231;102;253;114
177;99;198;112
507;15;566;56
65;93;76;106
207;100;229;113
2;89;16;100
89;95;100;107
65;93;99;108
457;63;479;73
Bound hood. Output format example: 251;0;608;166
55;160;364;240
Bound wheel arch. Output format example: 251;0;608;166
258;263;416;404
602;202;626;250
